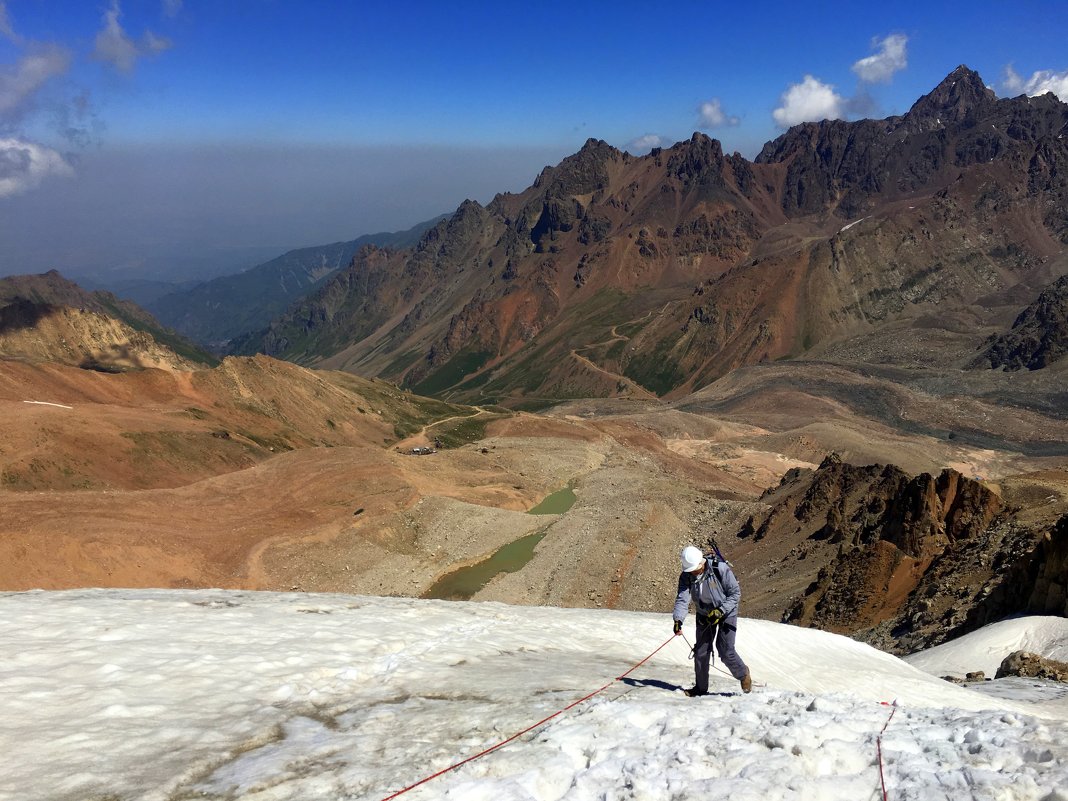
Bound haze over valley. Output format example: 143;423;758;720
3;4;1068;799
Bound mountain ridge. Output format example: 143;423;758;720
231;66;1068;406
148;215;448;348
0;270;216;371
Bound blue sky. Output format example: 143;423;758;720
2;0;1067;283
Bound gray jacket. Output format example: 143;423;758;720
673;557;741;622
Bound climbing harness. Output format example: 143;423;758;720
378;634;677;800
679;632;756;687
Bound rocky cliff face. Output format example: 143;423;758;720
975;275;1068;370
733;455;1064;654
234;67;1068;405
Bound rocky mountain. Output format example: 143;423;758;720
723;453;1067;655
231;67;1068;406
149;216;447;349
0;270;216;372
975;274;1068;370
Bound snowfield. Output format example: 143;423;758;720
1;589;1066;801
905;615;1068;678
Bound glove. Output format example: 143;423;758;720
707;608;724;625
673;620;682;635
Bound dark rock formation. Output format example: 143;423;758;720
903;65;998;132
976;275;1068;370
746;456;1066;655
781;462;1001;633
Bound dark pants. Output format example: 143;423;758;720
693;614;748;693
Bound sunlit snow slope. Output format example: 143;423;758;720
905;616;1068;678
1;590;1065;801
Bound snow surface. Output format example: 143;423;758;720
905;616;1068;679
1;589;1066;801
838;216;870;234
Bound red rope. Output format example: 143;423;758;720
876;700;898;801
378;635;676;801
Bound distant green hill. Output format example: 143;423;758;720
148;215;447;349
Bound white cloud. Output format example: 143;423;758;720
0;137;74;198
0;1;20;43
1003;65;1068;100
162;0;183;18
0;44;71;116
627;134;665;152
697;98;739;129
772;75;845;128
851;34;908;84
93;0;171;73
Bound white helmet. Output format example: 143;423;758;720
681;545;704;572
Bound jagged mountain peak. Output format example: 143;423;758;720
905;64;997;128
662;131;730;181
532;138;621;196
577;137;620;157
414;199;486;242
668;131;725;157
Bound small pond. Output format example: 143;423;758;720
422;530;547;601
526;485;577;515
422;483;577;601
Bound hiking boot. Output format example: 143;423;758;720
683;686;707;697
740;669;752;694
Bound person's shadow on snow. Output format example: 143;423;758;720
620;678;734;697
621;677;679;691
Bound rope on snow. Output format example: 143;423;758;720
378;634;677;800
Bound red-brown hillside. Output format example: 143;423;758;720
232;67;1068;406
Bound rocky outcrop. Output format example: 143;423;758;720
1025;516;1068;616
672;209;759;259
995;651;1068;681
962;515;1068;630
975;275;1068;370
779;459;1002;633
757;456;1068;654
666;132;727;187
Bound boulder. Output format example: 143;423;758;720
995;650;1068;681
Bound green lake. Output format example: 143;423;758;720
422;484;577;601
422;530;547;601
526;485;577;515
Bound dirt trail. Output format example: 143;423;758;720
568;349;658;400
394;407;489;449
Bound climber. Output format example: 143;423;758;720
672;545;752;696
